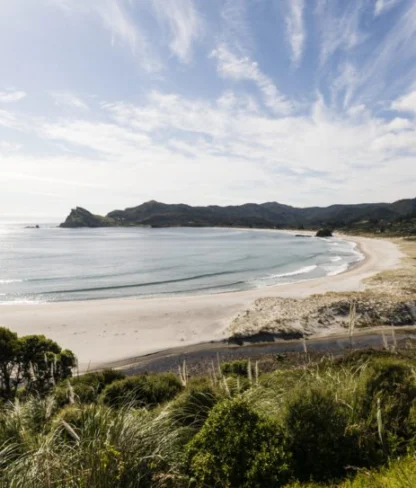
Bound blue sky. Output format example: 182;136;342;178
1;0;416;218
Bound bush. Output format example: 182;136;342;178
187;398;290;487
360;358;416;455
170;378;220;428
54;369;126;407
221;360;249;377
101;373;183;408
283;387;360;482
71;369;126;391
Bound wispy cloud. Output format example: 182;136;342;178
220;0;252;53
150;0;204;63
318;2;367;66
51;91;89;110
351;2;416;104
0;110;22;129
374;0;403;16
50;0;161;72
285;0;305;65
211;44;293;114
0;90;26;103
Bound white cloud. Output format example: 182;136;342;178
1;84;416;217
0;110;23;129
211;44;293;114
150;0;204;63
387;117;413;131
285;0;305;65
0;141;21;151
391;90;416;114
0;90;27;103
51;91;89;110
374;0;403;16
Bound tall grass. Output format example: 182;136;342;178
0;350;415;487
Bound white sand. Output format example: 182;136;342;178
0;235;403;369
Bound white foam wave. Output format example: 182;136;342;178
269;265;318;279
0;299;44;305
0;279;23;284
330;256;342;263
325;263;349;276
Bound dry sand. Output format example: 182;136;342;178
0;234;403;369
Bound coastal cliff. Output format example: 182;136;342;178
60;207;117;228
60;198;416;234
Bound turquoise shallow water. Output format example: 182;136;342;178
0;224;363;303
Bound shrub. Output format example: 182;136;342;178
71;369;126;390
170;378;220;428
360;358;416;455
101;373;183;408
221;360;249;377
283;387;360;482
187;397;290;488
54;369;126;407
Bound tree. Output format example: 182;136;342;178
0;328;77;399
0;327;19;399
19;335;77;394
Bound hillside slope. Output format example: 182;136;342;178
60;198;416;234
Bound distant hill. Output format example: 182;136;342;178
60;198;416;235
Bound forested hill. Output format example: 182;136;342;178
59;198;416;234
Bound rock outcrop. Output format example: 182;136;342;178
316;228;333;237
59;207;116;228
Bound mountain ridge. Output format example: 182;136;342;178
60;198;416;234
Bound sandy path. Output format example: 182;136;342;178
0;235;403;369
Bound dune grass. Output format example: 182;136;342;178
0;349;415;487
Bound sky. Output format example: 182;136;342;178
1;0;416;219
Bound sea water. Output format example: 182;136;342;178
0;223;363;303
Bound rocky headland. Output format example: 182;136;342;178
60;198;416;234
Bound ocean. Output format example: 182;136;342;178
0;223;363;304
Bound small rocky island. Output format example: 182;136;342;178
316;228;333;237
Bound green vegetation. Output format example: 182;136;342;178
0;327;76;400
100;373;183;408
1;328;416;487
60;198;416;235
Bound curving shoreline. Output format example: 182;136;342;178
0;234;404;370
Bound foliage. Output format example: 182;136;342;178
0;327;77;400
0;328;20;399
186;397;290;488
221;360;249;376
282;386;362;482
285;457;416;487
1;348;416;487
169;377;221;428
54;369;126;407
100;373;183;408
360;358;416;456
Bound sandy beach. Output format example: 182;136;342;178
0;234;404;369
